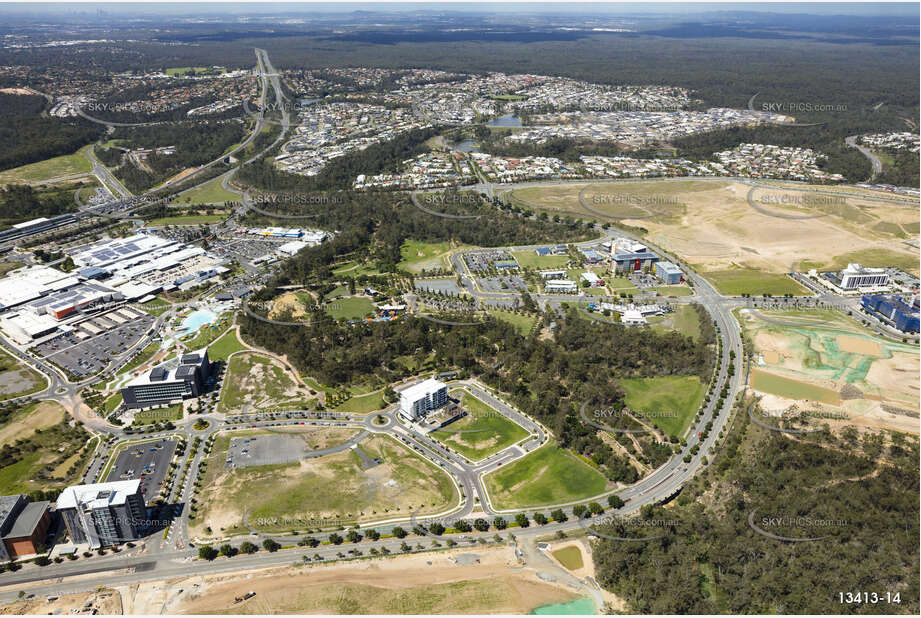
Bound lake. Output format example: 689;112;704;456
453;139;481;152
532;597;596;615
487;113;522;127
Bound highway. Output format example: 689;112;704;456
846;134;882;183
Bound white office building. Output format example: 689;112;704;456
399;378;448;422
545;279;578;293
837;263;889;290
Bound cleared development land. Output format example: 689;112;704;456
193;431;458;535
0;401;83;494
483;442;608;509
648;305;702;341
0;348;46;399
161;545;580;614
218;352;312;413
509;180;919;287
739;307;920;434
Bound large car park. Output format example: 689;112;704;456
104;438;177;500
32;308;155;378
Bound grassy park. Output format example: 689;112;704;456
175;175;239;205
0;145;92;184
511;250;570;269
483;443;607;509
207;328;247;362
486;310;537;336
618;375;707;438
431;391;529;461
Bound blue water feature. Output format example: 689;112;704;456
454;139;481;152
487;113;522;127
532;597;596;615
181;309;217;335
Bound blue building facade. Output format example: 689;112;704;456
861;294;920;333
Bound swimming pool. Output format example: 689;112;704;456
181;309;217;336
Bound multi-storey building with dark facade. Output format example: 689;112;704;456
120;348;210;409
56;480;147;549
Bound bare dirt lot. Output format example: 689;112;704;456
0;589;122;615
0;401;65;446
511;180;919;275
740;308;919;434
132;545;582;614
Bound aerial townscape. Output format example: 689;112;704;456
0;2;918;616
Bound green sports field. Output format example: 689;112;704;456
431;391;529;461
325;296;377;320
483;443;608;509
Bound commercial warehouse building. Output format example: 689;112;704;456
57;481;146;549
0;495;51;560
0;214;77;244
399;378;449;422
121;348;210;409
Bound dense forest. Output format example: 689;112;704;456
476;132;661;162
878;150;920;188
0;184;78;227
108;120;247;192
237;190;593;273
592;400;920;613
0;95;101;173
